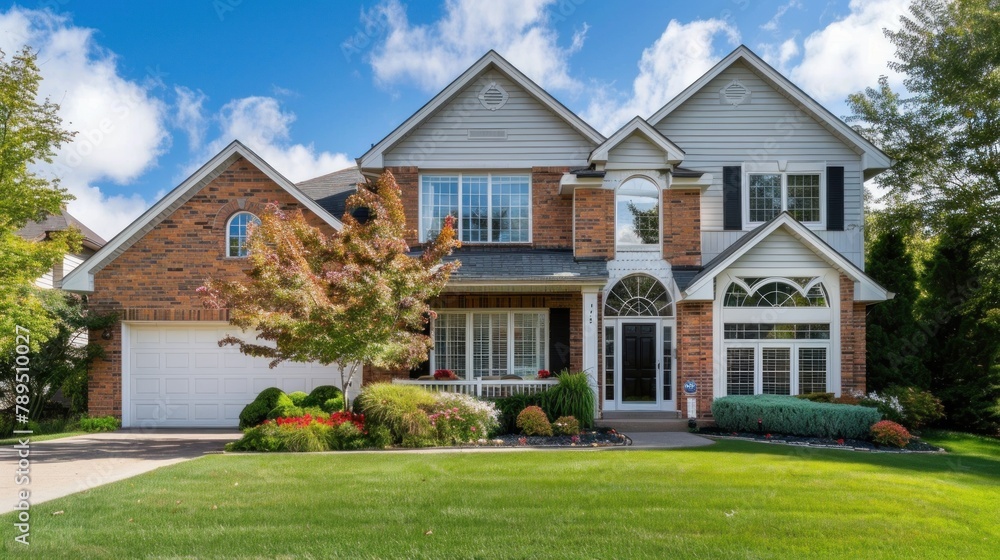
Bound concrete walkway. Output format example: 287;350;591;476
0;429;239;514
0;430;711;513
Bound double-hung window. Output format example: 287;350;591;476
746;172;823;225
432;310;547;378
420;173;531;243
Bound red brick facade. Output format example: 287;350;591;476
573;188;614;259
839;273;868;394
675;301;715;419
86;157;338;418
662;189;701;266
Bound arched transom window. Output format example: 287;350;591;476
724;277;828;307
605;275;673;317
226;211;261;257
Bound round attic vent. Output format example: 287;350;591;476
719;79;751;106
478;81;509;111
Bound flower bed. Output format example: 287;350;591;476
699;427;943;453
462;428;629;448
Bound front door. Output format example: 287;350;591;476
621;323;657;404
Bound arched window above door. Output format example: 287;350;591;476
615;177;660;247
604;274;673;317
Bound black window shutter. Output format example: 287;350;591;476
723;166;742;230
826;166;845;231
409;315;432;379
548;308;571;374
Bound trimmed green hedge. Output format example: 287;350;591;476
712;395;882;439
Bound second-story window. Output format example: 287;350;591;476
616;177;660;248
226;211;261;257
747;172;822;224
419;173;531;243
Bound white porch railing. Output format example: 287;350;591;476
392;378;558;398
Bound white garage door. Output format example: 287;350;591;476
124;323;353;428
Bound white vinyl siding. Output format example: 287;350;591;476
607;134;669;169
385;73;594;169
654;61;865;268
728;229;829;269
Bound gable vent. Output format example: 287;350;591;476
468;129;508;140
478;81;509;111
719;79;751;106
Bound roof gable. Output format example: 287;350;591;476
590;116;685;168
62;141;343;293
681;213;892;302
647;45;892;178
357;50;605;170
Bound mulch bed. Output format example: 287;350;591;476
698;427;944;453
461;428;631;448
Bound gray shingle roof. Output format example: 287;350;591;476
435;248;609;282
16;209;106;250
295;166;365;220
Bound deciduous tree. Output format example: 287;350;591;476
200;171;460;407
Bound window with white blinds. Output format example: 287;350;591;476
433;310;547;378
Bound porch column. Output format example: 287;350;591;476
581;287;600;414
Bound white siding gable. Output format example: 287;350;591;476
385;71;595;169
606;133;669;169
654;61;866;269
731;228;828;270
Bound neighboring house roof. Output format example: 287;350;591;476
647;45;893;180
296;166;365;221
681;212;892;302
16;209;106;251
356;50;606;171
589;116;685;166
436;248;608;286
62;141;344;293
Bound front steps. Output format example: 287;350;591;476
598;411;693;433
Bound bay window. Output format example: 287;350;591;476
420;173;531;243
432;310;547;378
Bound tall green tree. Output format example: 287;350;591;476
200;171;461;406
915;215;1000;433
865;206;928;391
849;0;1000;433
0;47;78;352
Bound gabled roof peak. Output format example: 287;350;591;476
648;44;892;178
590;116;685;165
357;50;605;170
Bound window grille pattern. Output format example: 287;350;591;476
604;275;673;317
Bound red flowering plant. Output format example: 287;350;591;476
433;369;459;380
870;420;912;448
537;369;551;379
273;411;365;432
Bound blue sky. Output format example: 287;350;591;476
0;0;912;239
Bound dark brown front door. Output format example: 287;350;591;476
621;323;656;402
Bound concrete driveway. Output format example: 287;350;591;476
0;429;240;514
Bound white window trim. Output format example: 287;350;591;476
615;175;662;251
742;164;825;229
417;172;533;244
225;211;260;258
430;309;549;379
713;269;842;398
723;341;832;396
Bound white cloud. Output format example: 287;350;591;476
199;96;353;183
0;7;170;240
761;0;802;33
789;0;910;104
174;86;207;151
361;0;586;92
582;19;740;135
758;37;800;75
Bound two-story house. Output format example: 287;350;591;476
64;45;891;428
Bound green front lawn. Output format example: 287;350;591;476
0;432;86;446
3;432;997;558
